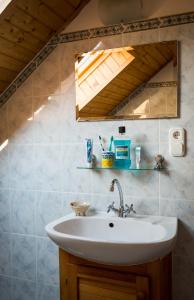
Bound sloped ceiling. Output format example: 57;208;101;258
77;41;177;118
0;0;90;95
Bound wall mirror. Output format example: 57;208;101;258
75;40;178;121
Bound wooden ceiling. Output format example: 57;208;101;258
0;0;89;95
77;41;177;119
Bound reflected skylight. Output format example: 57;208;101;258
0;139;8;152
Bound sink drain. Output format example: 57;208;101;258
109;222;114;228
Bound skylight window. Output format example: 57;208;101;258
0;0;12;14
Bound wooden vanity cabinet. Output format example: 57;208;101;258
59;249;172;300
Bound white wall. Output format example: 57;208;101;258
64;0;194;32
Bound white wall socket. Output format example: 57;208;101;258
169;128;185;157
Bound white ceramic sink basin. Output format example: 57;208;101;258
45;213;177;265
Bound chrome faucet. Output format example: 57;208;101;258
107;179;136;218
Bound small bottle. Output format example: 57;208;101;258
135;146;141;169
113;126;131;169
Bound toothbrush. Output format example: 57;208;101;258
98;136;105;151
109;136;114;152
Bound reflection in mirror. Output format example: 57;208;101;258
75;41;178;121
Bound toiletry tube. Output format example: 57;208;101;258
86;139;93;168
135;146;141;169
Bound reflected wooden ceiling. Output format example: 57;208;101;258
0;0;89;95
76;41;177;118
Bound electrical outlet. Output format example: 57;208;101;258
169;128;185;157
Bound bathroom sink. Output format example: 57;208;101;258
45;213;177;265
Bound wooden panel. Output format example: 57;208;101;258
42;0;75;20
130;49;160;73
0;80;9;92
155;44;173;61
0;0;90;96
79;277;137;300
143;44;168;66
60;249;171;300
85;100;115;110
82;106;111;115
16;0;66;30
0;67;17;82
126;62;154;79
147;254;172;300
0;19;44;52
0;37;34;63
93;95;123;106
60;250;151;300
67;0;82;7
3;6;52;42
113;77;137;90
0;52;24;71
118;71;142;86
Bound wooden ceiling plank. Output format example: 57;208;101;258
0;0;90;96
124;66;147;82
0;67;17;82
100;92;121;102
0;35;35;57
0;80;10;91
0;37;32;64
130;60;155;78
16;0;66;31
84;102;113;111
0;19;44;52
81;106;110;114
0;52;25;72
67;0;81;8
15;4;56;32
144;45;168;66
85;100;114;109
155;44;173;61
131;48;160;73
107;81;133;97
135;45;162;69
100;89;126;101
118;72;141;86
111;83;134;97
168;44;178;58
0;49;27;65
113;77;136;90
153;45;172;62
42;0;75;20
79;113;103;118
3;6;52;42
93;95;121;106
154;41;177;60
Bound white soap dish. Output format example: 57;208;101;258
70;201;90;216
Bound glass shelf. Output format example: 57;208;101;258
77;166;163;171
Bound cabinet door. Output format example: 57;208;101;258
62;263;149;300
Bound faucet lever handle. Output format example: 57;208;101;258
125;204;136;216
107;201;115;213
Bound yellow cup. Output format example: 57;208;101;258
101;151;114;168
